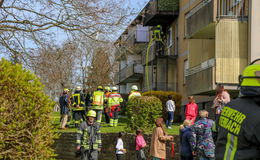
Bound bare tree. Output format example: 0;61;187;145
86;46;116;90
0;0;132;63
31;42;77;97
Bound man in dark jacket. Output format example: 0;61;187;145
216;59;260;160
59;88;70;129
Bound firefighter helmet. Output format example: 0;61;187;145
239;59;260;87
131;85;138;91
111;86;118;91
105;86;110;91
86;110;96;117
97;86;103;90
76;86;81;91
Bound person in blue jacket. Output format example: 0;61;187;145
180;120;194;160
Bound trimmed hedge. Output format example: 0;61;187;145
126;96;162;132
0;59;58;159
142;91;182;122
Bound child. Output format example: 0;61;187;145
166;95;175;128
135;129;147;160
116;132;126;160
180;120;193;160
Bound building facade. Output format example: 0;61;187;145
115;0;259;114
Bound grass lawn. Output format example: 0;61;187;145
52;112;180;135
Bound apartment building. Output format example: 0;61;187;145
115;0;260;111
114;14;149;94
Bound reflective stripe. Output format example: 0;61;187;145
77;130;83;134
96;140;102;144
72;107;85;111
224;133;238;160
92;105;103;110
93;144;98;149
83;145;90;149
74;121;80;124
76;140;81;144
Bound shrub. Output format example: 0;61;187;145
126;96;162;132
0;59;58;159
142;91;182;122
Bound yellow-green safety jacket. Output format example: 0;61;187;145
76;121;102;150
91;90;104;110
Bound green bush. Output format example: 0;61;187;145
126;96;162;132
0;59;58;159
142;91;182;122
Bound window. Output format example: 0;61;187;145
167;27;173;55
184;59;189;84
167;28;173;48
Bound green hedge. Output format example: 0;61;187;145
142;91;182;122
0;59;58;159
126;96;162;132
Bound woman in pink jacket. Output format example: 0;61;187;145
185;96;198;125
135;129;147;160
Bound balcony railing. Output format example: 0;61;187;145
217;0;248;19
144;0;179;26
118;63;143;84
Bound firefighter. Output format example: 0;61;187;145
72;86;86;128
128;85;141;100
76;110;102;160
91;86;105;124
104;86;111;124
108;86;123;127
153;25;164;55
216;59;260;160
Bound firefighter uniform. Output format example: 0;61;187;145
108;87;123;127
216;59;260;160
76;110;101;160
128;85;141;100
91;86;105;123
72;87;86;128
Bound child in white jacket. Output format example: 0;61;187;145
116;132;127;160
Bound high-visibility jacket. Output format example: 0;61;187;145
108;92;123;110
216;96;260;160
72;92;85;111
76;121;102;150
91;90;104;110
128;91;141;100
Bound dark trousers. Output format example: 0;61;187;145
73;110;86;127
104;107;110;124
181;156;193;160
81;149;98;160
116;154;124;160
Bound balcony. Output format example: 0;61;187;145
117;63;143;85
186;0;248;39
186;0;215;39
144;0;179;26
142;42;177;65
125;26;149;54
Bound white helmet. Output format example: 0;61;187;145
111;86;118;91
131;85;138;91
76;86;81;91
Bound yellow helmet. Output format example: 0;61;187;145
239;59;260;87
64;88;69;92
86;110;96;117
97;86;103;90
104;86;110;91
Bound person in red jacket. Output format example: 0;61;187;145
185;96;198;125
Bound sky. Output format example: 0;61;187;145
52;0;150;44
